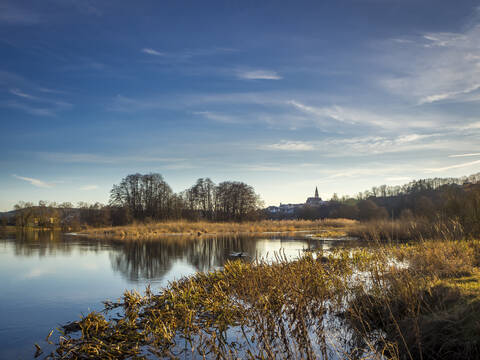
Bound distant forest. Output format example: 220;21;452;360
288;172;480;238
3;172;480;232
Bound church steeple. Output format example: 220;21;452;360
315;186;319;198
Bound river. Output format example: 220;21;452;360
0;230;358;359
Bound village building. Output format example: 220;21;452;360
267;187;329;214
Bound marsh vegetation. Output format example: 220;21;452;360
47;238;480;359
83;218;355;240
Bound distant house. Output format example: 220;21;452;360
267;187;329;214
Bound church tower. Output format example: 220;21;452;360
306;186;323;206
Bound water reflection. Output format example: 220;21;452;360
106;235;356;283
2;230;108;257
1;230;358;284
0;230;358;359
108;236;257;282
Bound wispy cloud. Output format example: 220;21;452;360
13;175;52;188
237;69;282;80
380;23;480;105
288;100;353;124
4;85;72;116
9;88;71;107
38;87;66;94
4;102;56;116
419;84;480;105
192;111;239;123
38;152;184;164
260;133;445;156
80;185;99;191
423;33;466;48
10;88;36;99
261;140;315;151
287;100;439;130
449;153;480;158
426;160;480;172
141;48;165;56
461;121;480;130
140;47;237;64
109;91;284;112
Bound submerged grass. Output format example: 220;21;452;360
83;219;356;240
45;238;480;359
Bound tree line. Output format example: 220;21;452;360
110;174;263;222
280;172;480;237
8;173;264;228
7;172;480;234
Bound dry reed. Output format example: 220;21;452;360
45;238;480;359
83;219;357;240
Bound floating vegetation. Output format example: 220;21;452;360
45;240;480;359
311;229;348;238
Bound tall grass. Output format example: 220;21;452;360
47;239;480;359
84;218;357;240
347;217;466;242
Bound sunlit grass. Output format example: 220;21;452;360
83;218;357;240
47;238;480;359
347;217;466;241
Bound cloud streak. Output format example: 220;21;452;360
13;175;52;188
426;160;480;172
261;141;315;151
449;153;480;158
80;185;99;191
237;70;282;80
192;111;240;124
141;48;165;56
4;84;72;116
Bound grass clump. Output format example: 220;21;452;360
46;239;480;359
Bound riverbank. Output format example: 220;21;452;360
48;238;480;359
82;219;356;239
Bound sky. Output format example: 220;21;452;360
1;0;480;211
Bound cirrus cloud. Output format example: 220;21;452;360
13;174;52;188
237;69;282;80
261;140;315;151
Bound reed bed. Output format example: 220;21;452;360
45;239;480;359
84;219;357;240
346;217;466;242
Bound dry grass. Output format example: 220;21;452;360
347;240;480;359
46;238;480;359
83;218;357;240
347;217;465;242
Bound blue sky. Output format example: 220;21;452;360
1;0;480;210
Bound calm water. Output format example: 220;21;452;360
0;230;357;359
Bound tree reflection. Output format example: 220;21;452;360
108;235;258;282
1;231;350;285
0;230;109;257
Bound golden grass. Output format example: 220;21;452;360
47;238;480;359
312;229;348;238
83;218;357;240
347;217;466;242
